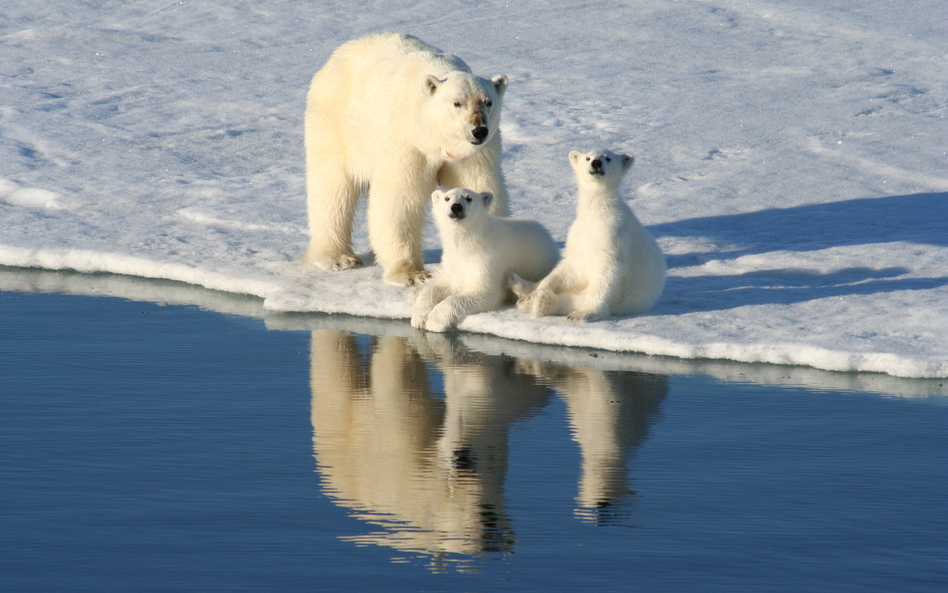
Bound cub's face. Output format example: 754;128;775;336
432;188;493;225
568;149;634;184
421;72;508;160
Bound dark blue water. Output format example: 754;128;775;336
1;273;946;592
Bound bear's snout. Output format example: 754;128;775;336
470;126;489;144
449;202;466;220
590;158;605;176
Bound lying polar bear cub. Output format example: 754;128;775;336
510;149;666;322
411;188;559;332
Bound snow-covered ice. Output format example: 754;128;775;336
1;0;946;378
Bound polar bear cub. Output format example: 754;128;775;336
411;188;559;332
510;149;665;322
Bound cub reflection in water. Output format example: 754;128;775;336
309;329;667;561
309;330;553;559
517;360;667;524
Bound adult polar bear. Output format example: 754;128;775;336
302;32;510;286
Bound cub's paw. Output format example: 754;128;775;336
424;304;454;333
515;292;536;312
410;311;427;330
423;316;450;333
529;288;557;318
566;310;600;323
507;272;537;300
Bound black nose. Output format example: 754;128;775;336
450;203;463;214
591;159;602;170
471;126;489;141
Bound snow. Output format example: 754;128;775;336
1;0;946;378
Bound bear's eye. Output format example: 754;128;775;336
605;156;612;162
453;101;462;108
464;196;473;203
485;100;493;107
444;196;450;201
586;157;591;162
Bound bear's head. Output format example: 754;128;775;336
432;188;493;226
420;72;508;161
569;149;634;187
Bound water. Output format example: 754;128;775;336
1;268;947;592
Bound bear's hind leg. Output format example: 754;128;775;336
529;288;577;318
518;263;582;317
303;167;362;270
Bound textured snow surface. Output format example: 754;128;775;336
1;0;946;377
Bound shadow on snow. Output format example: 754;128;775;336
650;192;948;313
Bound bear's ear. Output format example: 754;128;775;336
569;150;583;165
622;154;635;170
431;189;444;201
491;75;508;97
424;75;441;96
480;191;494;208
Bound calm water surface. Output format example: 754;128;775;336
1;270;946;592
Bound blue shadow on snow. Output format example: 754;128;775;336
649;192;948;313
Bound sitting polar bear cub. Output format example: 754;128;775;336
510;149;666;322
411;188;559;332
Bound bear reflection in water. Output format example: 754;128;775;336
309;330;667;562
516;360;668;524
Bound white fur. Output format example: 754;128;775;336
302;32;510;287
510;149;666;322
411;188;559;332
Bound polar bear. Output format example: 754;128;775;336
411;188;558;332
302;32;510;286
510;149;665;322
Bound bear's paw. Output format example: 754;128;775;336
384;266;432;287
302;247;363;272
330;253;363;271
566;310;600;323
423;302;455;333
507;272;537;301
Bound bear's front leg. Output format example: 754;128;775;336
424;294;485;333
303;160;363;271
411;283;448;330
368;173;434;287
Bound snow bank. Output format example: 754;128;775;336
1;0;946;377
